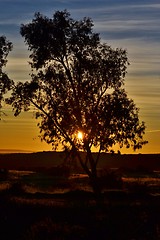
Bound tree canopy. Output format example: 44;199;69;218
0;36;13;111
7;10;148;193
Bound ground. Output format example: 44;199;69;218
0;169;160;239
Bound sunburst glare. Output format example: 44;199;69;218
77;131;83;140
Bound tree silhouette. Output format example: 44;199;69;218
0;36;13;116
7;10;148;194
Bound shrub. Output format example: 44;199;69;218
43;165;70;178
127;180;149;196
8;181;25;195
98;169;123;190
0;168;8;181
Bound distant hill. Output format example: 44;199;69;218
97;153;160;171
0;149;33;154
0;151;159;171
0;151;64;171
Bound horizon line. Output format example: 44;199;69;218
0;149;159;155
0;149;34;153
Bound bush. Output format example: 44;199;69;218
42;165;70;178
98;169;123;190
8;181;25;195
0;168;8;181
127;180;149;196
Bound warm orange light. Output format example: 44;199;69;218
77;131;83;140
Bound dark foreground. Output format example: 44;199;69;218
0;189;160;240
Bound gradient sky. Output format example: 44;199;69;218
0;0;160;153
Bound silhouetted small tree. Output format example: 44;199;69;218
0;36;13;115
7;10;148;194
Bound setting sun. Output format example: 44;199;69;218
77;131;83;140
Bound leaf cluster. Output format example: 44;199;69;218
0;36;13;109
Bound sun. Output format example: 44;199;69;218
77;131;83;140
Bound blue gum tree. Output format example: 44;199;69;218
7;10;148;194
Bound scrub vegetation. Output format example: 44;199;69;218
0;152;160;239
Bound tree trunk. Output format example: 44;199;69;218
75;148;102;196
89;174;101;196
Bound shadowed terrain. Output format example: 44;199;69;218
0;151;159;171
0;152;160;239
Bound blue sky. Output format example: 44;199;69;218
0;0;160;153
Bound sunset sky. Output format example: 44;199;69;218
0;0;160;154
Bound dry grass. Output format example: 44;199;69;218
0;176;160;240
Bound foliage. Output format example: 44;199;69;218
8;181;25;195
43;165;70;178
7;10;148;193
0;168;8;181
98;169;123;190
0;36;13;112
127;179;150;196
